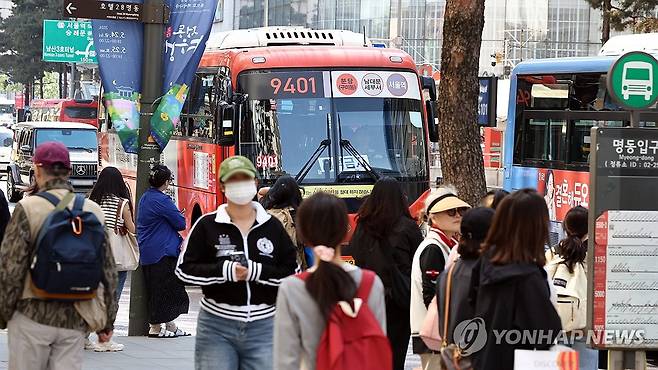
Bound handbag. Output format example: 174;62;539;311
420;295;442;351
439;264;474;370
108;199;139;271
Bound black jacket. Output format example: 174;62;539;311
471;249;562;370
346;216;422;295
176;202;297;321
436;257;479;344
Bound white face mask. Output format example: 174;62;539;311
224;181;257;205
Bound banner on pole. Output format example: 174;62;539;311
149;0;218;150
91;0;144;154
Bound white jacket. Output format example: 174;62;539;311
410;229;452;338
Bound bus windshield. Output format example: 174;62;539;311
238;70;426;184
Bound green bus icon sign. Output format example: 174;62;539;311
608;51;658;110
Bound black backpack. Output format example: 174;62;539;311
30;192;105;301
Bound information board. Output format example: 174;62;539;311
478;76;497;126
588;127;658;350
42;20;97;64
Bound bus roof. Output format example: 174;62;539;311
201;46;417;83
14;121;97;130
512;56;618;76
600;33;658;56
207;27;371;50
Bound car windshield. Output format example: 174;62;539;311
36;129;97;150
238;69;427;184
0;105;13;114
0;131;11;147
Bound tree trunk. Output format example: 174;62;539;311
437;0;487;207
39;77;44;99
601;0;611;44
24;83;30;106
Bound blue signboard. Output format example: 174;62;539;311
478;76;498;127
92;0;144;154
150;0;218;151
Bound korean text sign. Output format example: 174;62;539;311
92;0;144;154
150;0;219;151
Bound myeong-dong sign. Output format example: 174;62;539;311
42;20;98;64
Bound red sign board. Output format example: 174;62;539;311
14;93;24;110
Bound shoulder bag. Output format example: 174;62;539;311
108;199;139;271
439;263;474;370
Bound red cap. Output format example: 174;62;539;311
34;141;71;169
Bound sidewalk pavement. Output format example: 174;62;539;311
0;332;195;370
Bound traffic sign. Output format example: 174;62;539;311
607;51;658;110
42;20;97;64
62;0;142;21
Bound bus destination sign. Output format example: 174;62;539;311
239;71;328;100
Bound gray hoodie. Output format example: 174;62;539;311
273;264;387;370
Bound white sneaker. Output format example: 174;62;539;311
84;338;96;350
93;340;125;352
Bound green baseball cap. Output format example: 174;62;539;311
220;156;258;183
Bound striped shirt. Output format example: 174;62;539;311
100;195;126;232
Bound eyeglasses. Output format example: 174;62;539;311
446;207;468;218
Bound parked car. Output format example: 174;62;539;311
7;121;98;202
0;127;13;176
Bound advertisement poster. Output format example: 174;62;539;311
150;0;219;151
535;168;590;222
92;0;143;154
330;71;421;100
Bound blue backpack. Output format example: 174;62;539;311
30;192;105;301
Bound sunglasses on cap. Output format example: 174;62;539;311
446;207;468;217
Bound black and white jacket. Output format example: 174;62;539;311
176;202;298;322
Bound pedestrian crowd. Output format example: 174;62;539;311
0;148;596;370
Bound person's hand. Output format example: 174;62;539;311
97;329;113;343
235;264;249;281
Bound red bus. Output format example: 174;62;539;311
28;99;99;128
100;27;439;231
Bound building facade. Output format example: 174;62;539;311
210;0;607;74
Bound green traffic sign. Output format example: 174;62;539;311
607;51;658;110
42;19;97;64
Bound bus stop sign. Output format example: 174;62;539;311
607;51;658;110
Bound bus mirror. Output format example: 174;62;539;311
426;100;439;142
217;103;236;147
421;76;438;101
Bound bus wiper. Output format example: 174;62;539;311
339;139;380;181
295;139;331;183
68;146;94;153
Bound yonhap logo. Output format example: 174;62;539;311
453;317;487;355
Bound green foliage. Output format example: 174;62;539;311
0;0;60;85
587;0;658;33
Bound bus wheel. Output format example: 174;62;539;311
191;205;202;226
6;171;21;203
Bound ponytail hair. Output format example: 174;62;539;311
556;206;588;273
296;192;356;319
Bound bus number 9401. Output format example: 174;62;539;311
270;77;317;95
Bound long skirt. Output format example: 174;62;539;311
142;256;190;324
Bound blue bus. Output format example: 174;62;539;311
502;56;658;244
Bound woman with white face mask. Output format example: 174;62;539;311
137;164;191;338
176;155;298;370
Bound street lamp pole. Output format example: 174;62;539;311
129;0;167;336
